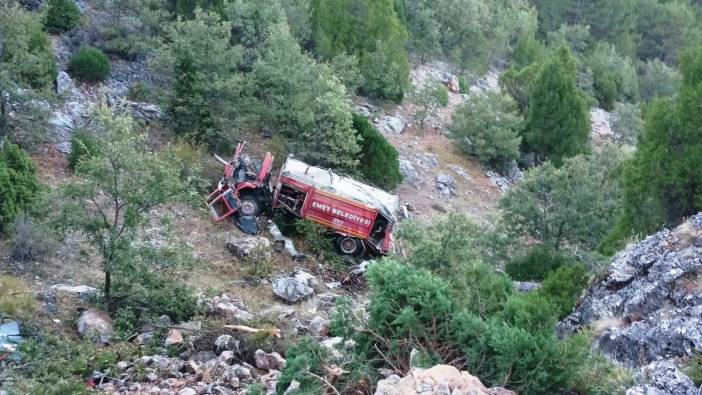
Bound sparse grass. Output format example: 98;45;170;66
0;276;37;319
683;354;702;386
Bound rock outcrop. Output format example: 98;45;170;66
374;365;515;395
76;308;114;344
559;213;702;393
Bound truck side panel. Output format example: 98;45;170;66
302;189;377;239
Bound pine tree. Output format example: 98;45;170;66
617;46;702;235
524;47;590;166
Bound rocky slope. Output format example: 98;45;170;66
559;213;702;394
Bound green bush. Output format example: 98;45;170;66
684;354;702;386
45;0;81;34
68;130;101;169
0;142;41;231
499;293;560;332
505;246;576;282
539;263;589;318
352;114;402;190
295;219;334;257
276;336;328;394
68;47;110;82
10;215;55;262
450;91;522;168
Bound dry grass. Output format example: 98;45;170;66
0;276;37;319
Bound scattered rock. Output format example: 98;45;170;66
50;284;97;297
205;294;254;321
446;75;460;93
215;334;240;354
374;365;515;395
226;236;271;258
54;142;71;154
254;349;286;371
320;337;344;360
283;380;301;395
399;159;422;185
260;370;280;394
308;316;330;338
272;270;316;304
435;173;457;200
164;329;184;347
56;71;75;96
178;388;197;395
513;282;540;293
76;309;114;345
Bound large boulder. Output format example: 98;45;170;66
205;294;254;321
254;349;286;371
435;173;457;200
558;213;702;393
272;270;316;304
626;360;698;395
308;316;330;338
226;236;271;258
76;309;114;344
374;365;515;395
378;115;406;134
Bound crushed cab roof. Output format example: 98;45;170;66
279;155;400;222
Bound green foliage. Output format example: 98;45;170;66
499;61;541;114
683;354;702;387
617;46;702;237
295;219;334;257
524;47;590;165
353;113;402;189
411;81;449;130
276;336;328;394
153;9;244;147
611;102;643;145
539;263;588;318
639;59;681;102
68;130;101;169
505;246;574;281
68;47;111;83
252;23;360;170
45;0;81;34
0;142;41;231
499;292;559;332
499;146;626;251
569;332;634;394
330;296;359;339
311;0;410;101
586;42;639;110
457;261;513;318
637;0;699;64
55;108;188;307
450;91;522;168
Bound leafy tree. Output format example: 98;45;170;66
352;114;402;189
410;81;448;130
524;47;590;165
394;0;441;62
152;9;244;147
0;142;41;231
55;108;186;309
637;0;700;64
499;61;541;114
450;91;522;168
68;129;101;169
499;146;626;251
611;102;643;145
45;0;81;34
638;59;681;102
310;0;410;101
68;47;111;82
0;2;55;148
252;23;360;170
538;263;588;318
586;43;639;110
616;46;702;237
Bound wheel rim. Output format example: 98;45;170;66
339;238;358;254
240;200;258;216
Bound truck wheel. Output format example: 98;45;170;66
239;193;261;217
335;236;364;256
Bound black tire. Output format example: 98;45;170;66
335;235;365;257
239;193;261;217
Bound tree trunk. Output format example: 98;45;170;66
104;268;112;312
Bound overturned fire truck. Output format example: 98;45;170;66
207;142;399;256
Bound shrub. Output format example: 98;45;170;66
0;276;37;318
505;246;576;281
67;130;101;169
352;114;402;190
499;293;560;332
0;142;41;231
458;261;513;318
45;0;81;34
276;336;328;394
10;215;55;262
539;263;589;318
450;91;522;168
569;332;634;394
684;354;702;386
68;47;110;82
295;219;334;257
